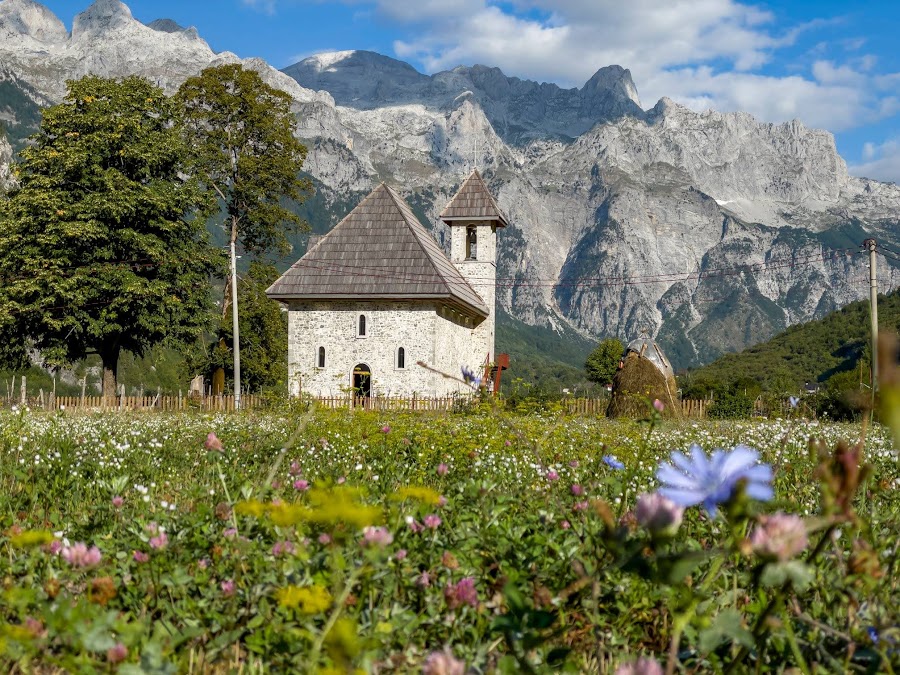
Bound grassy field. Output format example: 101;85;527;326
0;404;898;673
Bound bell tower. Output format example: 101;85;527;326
440;169;508;370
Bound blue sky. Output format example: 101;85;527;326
42;0;900;182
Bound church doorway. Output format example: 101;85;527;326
352;364;371;399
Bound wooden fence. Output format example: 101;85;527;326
0;393;709;418
1;394;267;412
314;396;461;411
561;398;707;418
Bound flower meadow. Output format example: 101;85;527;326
0;403;899;673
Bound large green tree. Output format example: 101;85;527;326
585;338;625;386
176;63;311;261
0;75;223;397
176;63;310;396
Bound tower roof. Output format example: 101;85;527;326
266;183;489;318
440;169;508;227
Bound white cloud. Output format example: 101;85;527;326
850;138;900;183
241;0;277;15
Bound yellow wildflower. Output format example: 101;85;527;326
234;499;267;518
276;585;331;614
392;486;442;505
9;530;54;549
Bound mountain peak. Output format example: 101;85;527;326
72;0;134;37
583;65;641;108
0;0;67;43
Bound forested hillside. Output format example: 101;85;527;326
683;290;900;394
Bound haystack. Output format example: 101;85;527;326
607;335;681;419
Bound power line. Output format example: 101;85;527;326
289;247;864;290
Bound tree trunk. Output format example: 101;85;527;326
100;343;120;402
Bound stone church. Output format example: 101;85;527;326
266;170;507;398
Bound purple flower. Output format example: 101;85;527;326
749;513;808;561
656;444;773;515
444;576;478;609
460;366;482;389
546;470;559;481
635;493;684;535
395;549;407;561
416;571;431;588
223;528;238;538
560;520;571;530
289;461;302;476
221;579;235;597
205;432;224;452
406;516;424;533
133;551;149;563
423;647;466;675
272;541;296;557
603;455;624;470
111;495;124;508
149;532;168;550
362;526;393;547
106;643;128;664
61;542;101;568
381;425;391;434
437;463;449;476
318;533;332;545
573;500;589;512
424;514;442;529
293;479;309;491
653;399;665;412
614;657;663;675
571;484;584;496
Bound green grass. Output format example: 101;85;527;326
0;406;897;672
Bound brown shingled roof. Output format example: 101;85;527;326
266;183;489;318
440;169;508;227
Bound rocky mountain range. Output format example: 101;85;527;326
1;0;899;370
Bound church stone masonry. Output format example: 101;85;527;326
266;170;507;397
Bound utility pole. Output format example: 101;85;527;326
230;241;242;411
865;238;878;394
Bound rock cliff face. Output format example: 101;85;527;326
1;2;899;368
0;131;12;188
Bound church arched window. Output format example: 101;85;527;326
317;346;325;368
465;226;477;260
397;347;406;369
358;314;367;337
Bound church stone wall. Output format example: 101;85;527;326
288;300;475;398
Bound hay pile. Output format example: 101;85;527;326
607;350;681;419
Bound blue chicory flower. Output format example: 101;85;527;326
603;455;624;470
656;444;773;515
789;396;799;408
460;366;482;389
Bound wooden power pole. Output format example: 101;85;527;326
865;238;879;393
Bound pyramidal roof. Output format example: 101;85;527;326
266;183;489;317
440;169;508;226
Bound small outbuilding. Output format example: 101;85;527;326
607;333;681;418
